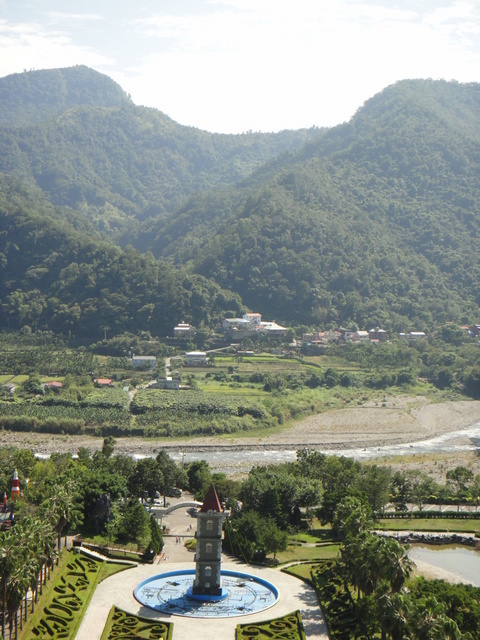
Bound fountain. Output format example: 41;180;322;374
134;485;279;618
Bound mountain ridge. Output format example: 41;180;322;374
0;68;479;335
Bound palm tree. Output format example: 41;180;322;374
5;559;34;640
409;595;463;639
0;528;17;640
377;581;410;640
41;481;83;550
378;538;415;593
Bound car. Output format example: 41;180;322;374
187;507;198;516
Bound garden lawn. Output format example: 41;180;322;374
282;563;320;584
376;518;480;533
276;543;340;564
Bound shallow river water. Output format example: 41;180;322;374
163;421;480;474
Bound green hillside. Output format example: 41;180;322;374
1;69;479;337
146;80;480;330
0;65;131;128
0;66;320;237
0;175;242;337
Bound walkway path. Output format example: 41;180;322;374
76;503;329;639
75;559;329;640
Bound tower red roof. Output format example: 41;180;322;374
200;484;223;513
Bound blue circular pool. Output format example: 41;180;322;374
134;569;279;618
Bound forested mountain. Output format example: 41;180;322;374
144;80;480;331
1;67;479;336
0;175;242;338
0;66;320;237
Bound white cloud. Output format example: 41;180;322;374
118;1;480;131
47;12;105;24
1;0;480;132
0;19;112;78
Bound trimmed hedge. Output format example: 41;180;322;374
236;610;305;639
100;606;173;639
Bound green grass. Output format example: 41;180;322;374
376;518;480;533
0;374;14;383
289;529;336;544
276;543;340;564
10;374;29;384
200;382;267;397
282;562;319;584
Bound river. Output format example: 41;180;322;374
161;421;480;474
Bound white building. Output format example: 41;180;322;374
174;323;195;338
243;312;262;326
132;354;157;368
185;351;208;366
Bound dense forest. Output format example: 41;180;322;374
0;67;479;337
148;80;480;329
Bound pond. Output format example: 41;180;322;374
409;545;480;587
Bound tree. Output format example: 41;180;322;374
355;464;392;513
41;480;83;548
240;467;299;529
156;451;180;506
186;460;212;498
409;595;464;639
406;470;434;512
332;496;373;542
446;466;474;512
21;373;43;395
102;436;116;459
377;582;410;640
118;499;150;544
259;519;288;561
146;515;164;559
128;458;163;501
378;537;415;593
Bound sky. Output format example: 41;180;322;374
0;0;479;133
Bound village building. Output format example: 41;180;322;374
402;331;427;341
132;354;157;369
258;321;288;337
148;377;181;390
94;378;113;387
173;323;196;339
351;330;369;343
222;317;253;334
369;327;388;341
44;381;63;390
185;351;208;366
243;312;262;326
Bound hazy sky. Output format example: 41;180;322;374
1;1;479;133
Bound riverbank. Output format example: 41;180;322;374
0;396;478;460
412;557;477;586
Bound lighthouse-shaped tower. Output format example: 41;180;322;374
191;484;225;598
11;469;20;500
